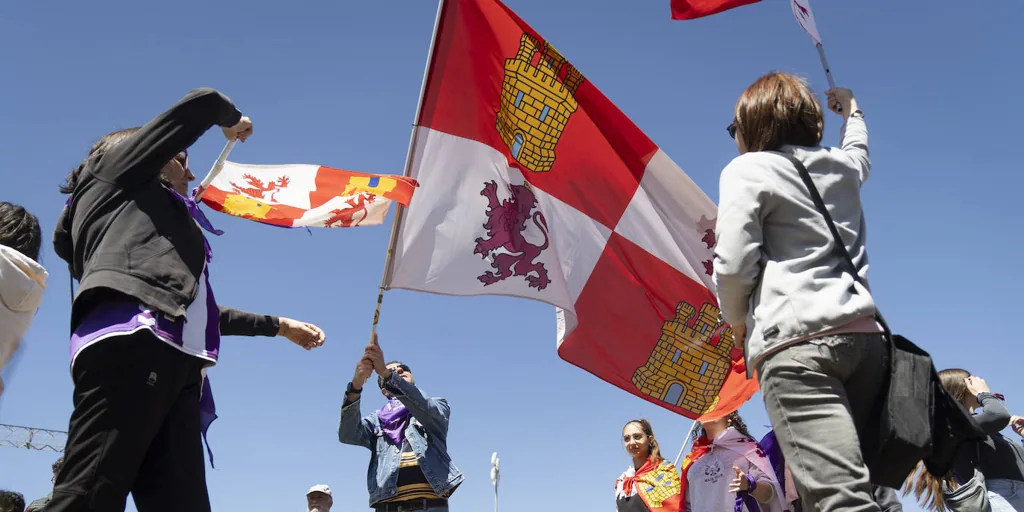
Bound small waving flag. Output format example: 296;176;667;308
199;162;417;228
671;0;760;19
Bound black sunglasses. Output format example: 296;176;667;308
173;149;190;171
726;122;738;140
389;364;411;374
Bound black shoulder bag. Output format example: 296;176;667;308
775;152;983;488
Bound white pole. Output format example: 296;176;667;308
194;139;237;202
490;452;500;512
370;0;446;344
673;419;701;468
814;43;837;90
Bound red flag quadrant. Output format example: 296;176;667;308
670;0;760;20
386;0;757;419
200;162;417;228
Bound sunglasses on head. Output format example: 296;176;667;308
726;122;738;140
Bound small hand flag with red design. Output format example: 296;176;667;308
199;162;417;228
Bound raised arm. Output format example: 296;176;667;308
827;88;870;183
363;338;450;439
966;376;1011;434
94;88;244;189
339;357;377;449
338;399;378;450
975;393;1012;434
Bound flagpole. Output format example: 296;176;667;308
814;43;838;90
194;139;237;202
370;0;446;344
673;419;701;468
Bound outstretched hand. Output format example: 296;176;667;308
1011;416;1024;439
278;317;325;350
728;466;750;494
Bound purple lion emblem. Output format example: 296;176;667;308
473;180;551;290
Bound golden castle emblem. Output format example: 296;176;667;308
496;34;584;173
632;301;734;416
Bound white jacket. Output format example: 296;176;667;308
713;116;876;372
0;244;47;395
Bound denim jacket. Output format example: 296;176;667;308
338;372;463;506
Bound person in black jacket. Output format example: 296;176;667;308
47;88;326;512
905;369;1024;511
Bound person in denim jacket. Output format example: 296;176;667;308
339;336;462;511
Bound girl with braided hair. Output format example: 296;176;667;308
682;411;786;512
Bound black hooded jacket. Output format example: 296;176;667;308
54;88;277;336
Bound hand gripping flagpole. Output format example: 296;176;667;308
370;0;446;345
673;419;701;468
193;139;238;202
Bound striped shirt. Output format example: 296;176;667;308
376;441;444;504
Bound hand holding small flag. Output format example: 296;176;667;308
826;88;856;118
222;116;253;142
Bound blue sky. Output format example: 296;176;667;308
1;0;1021;511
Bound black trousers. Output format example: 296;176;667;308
45;331;211;512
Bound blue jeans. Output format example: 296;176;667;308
989;479;1024;511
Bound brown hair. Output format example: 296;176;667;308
61;127;140;194
902;369;973;511
623;419;663;463
734;72;823;152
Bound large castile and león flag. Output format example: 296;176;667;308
384;0;758;420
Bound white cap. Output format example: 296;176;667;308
307;484;332;496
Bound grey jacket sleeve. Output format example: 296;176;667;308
838;116;870;184
712;155;773;328
975;393;1012;435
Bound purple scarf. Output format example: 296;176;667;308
377;398;411;445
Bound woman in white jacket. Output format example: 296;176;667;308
713;73;885;511
0;202;47;397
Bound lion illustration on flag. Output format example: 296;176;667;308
473;180;550;290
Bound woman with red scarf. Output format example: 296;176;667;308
615;419;682;512
681;412;787;512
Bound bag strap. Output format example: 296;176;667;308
774;151;891;335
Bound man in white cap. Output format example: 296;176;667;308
306;485;332;512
